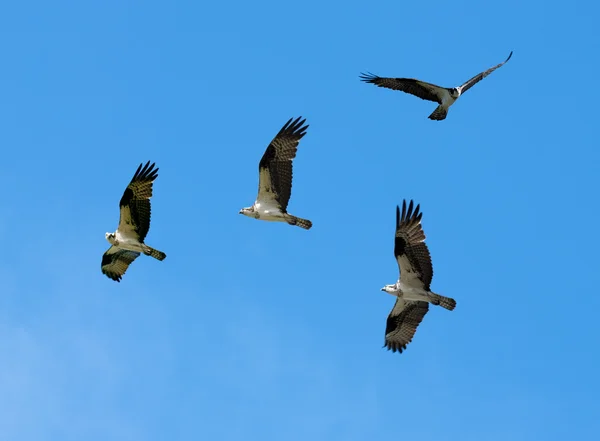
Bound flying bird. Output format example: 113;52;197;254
381;200;456;354
102;161;166;282
360;51;513;120
239;116;313;230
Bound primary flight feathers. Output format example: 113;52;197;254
360;51;513;120
239;116;313;230
381;200;456;354
101;161;166;282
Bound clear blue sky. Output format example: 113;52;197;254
1;1;599;440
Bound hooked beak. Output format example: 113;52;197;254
380;288;386;291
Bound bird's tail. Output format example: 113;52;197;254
143;245;167;261
286;215;313;230
428;292;456;310
428;105;448;121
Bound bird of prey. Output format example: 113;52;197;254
381;200;456;354
360;51;513;120
239;116;313;230
102;161;167;282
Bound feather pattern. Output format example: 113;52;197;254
257;117;308;211
360;73;446;104
384;299;430;353
458;51;513;95
101;247;140;282
395;200;433;290
118;161;159;242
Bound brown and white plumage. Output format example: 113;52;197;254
381;200;456;354
360;51;513;120
384;300;430;354
102;161;166;282
239;117;313;230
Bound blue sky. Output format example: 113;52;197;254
1;1;599;439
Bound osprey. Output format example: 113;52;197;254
239;116;313;230
381;200;456;354
360;51;513;120
101;161;166;282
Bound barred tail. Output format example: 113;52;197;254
143;245;167;261
286;215;313;230
430;293;456;311
428;105;448;121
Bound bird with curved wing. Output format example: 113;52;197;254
239;116;313;230
381;200;456;353
102;161;166;282
360;51;512;120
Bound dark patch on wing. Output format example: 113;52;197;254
384;300;429;353
258;116;308;211
395;200;433;290
101;247;141;282
119;161;159;242
119;188;134;206
458;51;513;95
360;72;444;104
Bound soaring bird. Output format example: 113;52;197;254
102;161;166;282
239;116;313;230
360;51;513;120
381;200;456;353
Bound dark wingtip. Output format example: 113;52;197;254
397;199;423;225
506;51;513;62
281;116;309;138
131;160;159;182
359;72;378;83
102;271;122;282
403;199;414;222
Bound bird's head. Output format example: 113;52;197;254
105;232;116;244
239;206;254;217
450;87;461;98
381;284;398;295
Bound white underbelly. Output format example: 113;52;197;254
399;283;430;301
255;201;286;221
115;232;144;252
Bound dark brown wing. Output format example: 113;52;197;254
101;247;140;282
384;299;430;353
394;200;433;290
118;161;159;242
257;117;308;211
360;73;446;104
458;51;513;95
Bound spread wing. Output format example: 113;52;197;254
101;246;141;282
256;117;308;211
394;200;433;291
384;298;429;353
458;51;513;95
360;73;446;104
117;161;159;243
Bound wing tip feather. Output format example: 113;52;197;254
132;161;159;183
359;72;380;83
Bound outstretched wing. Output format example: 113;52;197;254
101;246;141;282
384;298;430;353
394;200;433;291
118;161;159;243
458;51;513;95
360;73;446;104
256;117;308;211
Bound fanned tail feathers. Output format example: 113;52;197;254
286;215;313;230
430;293;456;311
143;246;167;261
